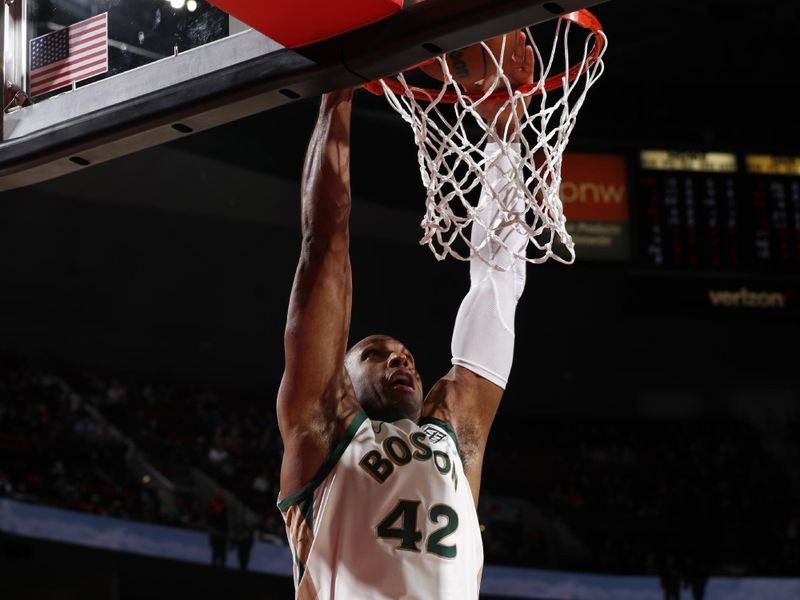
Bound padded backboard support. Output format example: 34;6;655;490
208;0;403;48
0;0;605;191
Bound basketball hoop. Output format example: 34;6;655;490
363;10;607;269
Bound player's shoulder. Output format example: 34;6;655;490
417;415;461;454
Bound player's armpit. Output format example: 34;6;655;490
278;372;361;498
423;365;502;506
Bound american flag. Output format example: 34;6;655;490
29;13;109;98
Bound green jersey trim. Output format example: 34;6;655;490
418;416;462;458
277;410;368;513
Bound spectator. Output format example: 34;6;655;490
231;522;255;572
658;555;681;600
207;494;228;568
0;470;12;496
252;471;269;494
208;442;229;466
683;555;709;600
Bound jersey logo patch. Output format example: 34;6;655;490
422;426;447;444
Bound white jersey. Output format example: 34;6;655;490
278;411;483;599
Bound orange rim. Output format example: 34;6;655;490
362;9;605;103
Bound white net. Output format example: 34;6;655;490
373;12;607;269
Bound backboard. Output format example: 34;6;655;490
0;0;605;191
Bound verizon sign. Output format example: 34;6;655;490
629;275;798;317
708;288;792;309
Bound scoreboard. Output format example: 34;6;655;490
744;155;800;269
635;151;800;271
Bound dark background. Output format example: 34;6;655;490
0;0;799;592
2;0;798;405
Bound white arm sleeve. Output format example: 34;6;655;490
451;143;527;389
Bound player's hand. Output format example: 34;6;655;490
472;31;534;140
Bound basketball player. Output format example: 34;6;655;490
277;33;534;599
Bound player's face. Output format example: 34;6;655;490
345;335;424;422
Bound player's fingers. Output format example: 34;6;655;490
511;31;526;63
509;48;533;84
523;45;534;73
516;31;527;52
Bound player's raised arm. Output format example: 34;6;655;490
423;33;534;504
277;90;361;497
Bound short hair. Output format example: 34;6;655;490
345;335;397;363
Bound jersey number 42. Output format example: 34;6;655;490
376;500;459;559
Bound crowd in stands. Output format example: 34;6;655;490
0;358;171;525
482;415;800;576
76;374;283;528
1;355;799;577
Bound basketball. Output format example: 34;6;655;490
419;32;524;89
